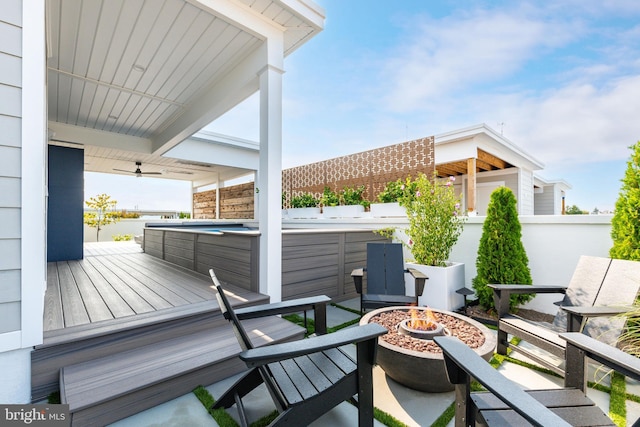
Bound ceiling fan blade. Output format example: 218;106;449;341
113;168;134;173
141;172;163;175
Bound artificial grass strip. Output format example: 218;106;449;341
193;385;239;427
48;391;61;404
332;302;363;316
328;317;362;333
283;312;362;335
373;407;409;427
609;371;627;427
430;402;456;427
282;313;316;336
249;410;279;427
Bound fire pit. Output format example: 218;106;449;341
361;306;496;392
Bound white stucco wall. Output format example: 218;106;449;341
281;213;614;315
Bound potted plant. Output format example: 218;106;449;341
370;177;413;217
287;192;321;219
403;173;467;310
321;185;367;218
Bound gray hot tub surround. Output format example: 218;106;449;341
361;306;496;392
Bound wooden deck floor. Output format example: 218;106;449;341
45;242;219;333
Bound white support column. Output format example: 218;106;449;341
257;56;284;301
215;173;220;219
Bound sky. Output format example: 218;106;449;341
86;0;640;212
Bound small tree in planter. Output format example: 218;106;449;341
472;186;533;311
404;173;465;266
610;140;640;261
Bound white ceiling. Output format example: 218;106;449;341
46;0;323;185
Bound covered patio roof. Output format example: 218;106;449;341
44;0;325;302
46;0;324;184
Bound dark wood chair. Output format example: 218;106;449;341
352;242;427;313
209;269;388;427
435;332;640;426
490;256;640;375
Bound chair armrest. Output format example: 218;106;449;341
435;336;571;427
235;295;331;335
239;323;387;367
488;284;567;293
351;268;364;294
407;268;427;281
407;268;428;297
561;332;640;389
490;284;567;316
560;305;633;332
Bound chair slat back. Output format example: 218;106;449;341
552;256;611;330
209;269;254;351
366;243;406;295
583;258;640;345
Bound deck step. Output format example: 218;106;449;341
32;290;270;401
60;316;305;426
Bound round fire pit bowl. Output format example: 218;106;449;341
361;306;496;392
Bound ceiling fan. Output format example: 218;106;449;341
113;161;163;178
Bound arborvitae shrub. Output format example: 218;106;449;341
472;186;533;311
610;141;640;261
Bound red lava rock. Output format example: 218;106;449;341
369;309;486;354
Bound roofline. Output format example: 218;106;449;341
534;175;572;190
435;123;545;170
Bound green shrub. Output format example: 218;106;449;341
290;193;319;208
112;234;134;241
472;187;533;311
610;140;640;261
404;173;465;266
340;185;369;208
320;186;340;207
377;177;417;204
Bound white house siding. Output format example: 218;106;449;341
0;2;22;337
534;187;555;215
0;0;46;404
470;170;520;214
518;169;535;215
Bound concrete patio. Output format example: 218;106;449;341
108;300;640;427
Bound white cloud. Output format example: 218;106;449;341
495;75;640;166
381;7;578;111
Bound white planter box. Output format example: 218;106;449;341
287;207;322;219
370;202;406;218
322;205;365;218
405;261;466;311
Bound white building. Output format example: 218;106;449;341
435;123;571;215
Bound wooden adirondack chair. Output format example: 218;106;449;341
436;333;640;426
490;256;640;375
352;242;427;313
209;269;387;427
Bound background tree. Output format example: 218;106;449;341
610;141;640;261
84;193;119;241
565;204;588;215
472;186;533;311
